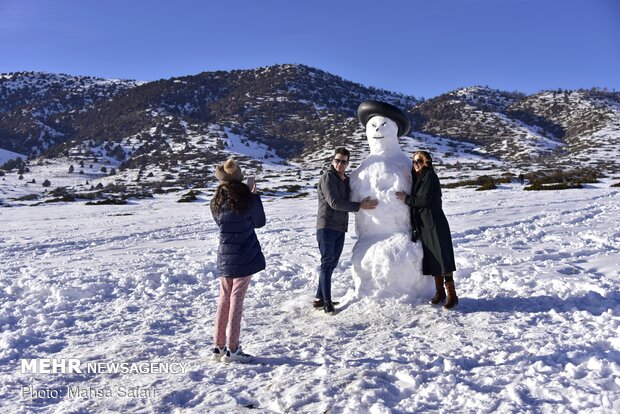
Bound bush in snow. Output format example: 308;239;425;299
42;179;51;187
178;190;201;203
1;157;24;172
525;182;583;191
524;168;601;190
444;175;511;190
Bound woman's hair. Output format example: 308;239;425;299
413;150;433;169
211;181;252;215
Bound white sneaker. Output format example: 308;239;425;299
222;346;253;364
212;346;227;362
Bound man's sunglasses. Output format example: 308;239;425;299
333;159;349;165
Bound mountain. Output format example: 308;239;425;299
50;64;417;159
1;65;619;202
409;86;620;170
0;72;142;155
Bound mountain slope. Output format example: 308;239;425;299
1;65;619;203
0;72;142;155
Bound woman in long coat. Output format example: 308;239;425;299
396;151;458;308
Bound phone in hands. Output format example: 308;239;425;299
246;175;256;192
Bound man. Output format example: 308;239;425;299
315;147;378;313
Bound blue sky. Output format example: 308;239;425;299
1;0;618;98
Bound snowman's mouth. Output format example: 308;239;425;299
372;135;384;139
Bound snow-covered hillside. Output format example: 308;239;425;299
3;65;620;182
0;181;618;413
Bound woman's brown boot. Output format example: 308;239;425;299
444;280;459;309
430;276;446;304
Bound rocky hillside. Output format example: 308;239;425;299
1;65;619;204
409;86;620;171
0;72;142;155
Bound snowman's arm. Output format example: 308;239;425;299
322;173;361;212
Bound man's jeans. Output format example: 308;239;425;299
316;228;345;303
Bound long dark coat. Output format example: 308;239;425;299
210;193;266;277
405;167;456;275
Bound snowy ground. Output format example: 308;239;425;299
0;181;619;413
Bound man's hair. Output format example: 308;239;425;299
334;147;350;160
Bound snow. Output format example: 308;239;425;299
1;177;618;412
221;127;285;165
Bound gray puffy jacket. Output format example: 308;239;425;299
316;166;361;232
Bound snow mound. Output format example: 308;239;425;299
352;233;432;300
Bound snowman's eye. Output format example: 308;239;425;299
381;122;386;126
371;123;376;128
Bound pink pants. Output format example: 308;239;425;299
213;275;252;350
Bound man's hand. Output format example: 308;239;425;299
395;191;408;202
360;197;378;209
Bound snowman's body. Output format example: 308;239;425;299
349;116;432;299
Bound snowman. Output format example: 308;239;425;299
349;100;433;300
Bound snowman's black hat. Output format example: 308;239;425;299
357;100;411;137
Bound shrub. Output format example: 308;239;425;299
525;182;583;191
476;181;497;191
524;168;600;190
86;198;127;205
283;192;309;199
13;194;39;201
45;195;76;203
178;190;200;203
444;174;511;189
276;184;302;193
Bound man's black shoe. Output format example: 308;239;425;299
313;299;339;309
323;301;335;314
